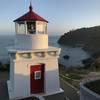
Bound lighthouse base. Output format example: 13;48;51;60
7;80;63;100
7;46;62;99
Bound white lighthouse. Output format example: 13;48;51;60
7;2;63;99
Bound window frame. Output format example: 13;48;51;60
34;70;41;80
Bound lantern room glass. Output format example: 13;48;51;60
27;22;36;34
16;22;26;34
15;21;47;34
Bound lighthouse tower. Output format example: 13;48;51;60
7;3;62;99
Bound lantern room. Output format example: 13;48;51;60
14;3;49;50
14;4;48;35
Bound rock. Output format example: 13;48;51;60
63;55;70;60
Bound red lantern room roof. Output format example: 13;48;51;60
14;4;48;23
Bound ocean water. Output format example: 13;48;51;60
0;35;14;64
49;35;90;67
0;34;90;67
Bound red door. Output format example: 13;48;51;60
30;64;44;94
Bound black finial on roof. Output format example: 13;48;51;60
29;0;33;12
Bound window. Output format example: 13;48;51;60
18;22;25;34
34;71;41;80
27;22;36;34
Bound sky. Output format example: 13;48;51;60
1;0;100;35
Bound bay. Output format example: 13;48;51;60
0;34;90;67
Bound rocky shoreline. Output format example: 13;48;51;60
58;26;100;54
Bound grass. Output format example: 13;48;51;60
59;63;100;89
